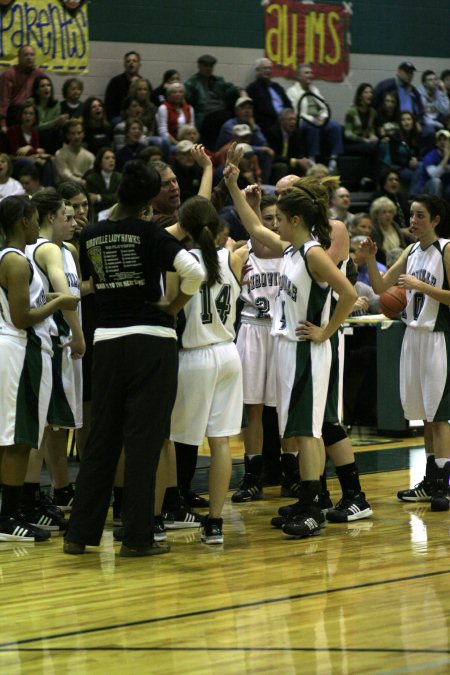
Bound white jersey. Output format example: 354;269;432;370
179;247;240;349
26;238;80;340
240;241;282;324
403;238;450;332
0;247;52;352
272;240;330;342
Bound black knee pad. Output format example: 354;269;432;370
322;421;347;447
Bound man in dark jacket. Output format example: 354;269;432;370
247;58;291;135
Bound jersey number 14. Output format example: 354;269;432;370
200;283;232;324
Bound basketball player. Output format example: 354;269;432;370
231;194;284;502
0;196;79;541
361;194;450;511
166;195;247;544
21;189;84;532
225;166;357;538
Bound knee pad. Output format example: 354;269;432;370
322;421;347;447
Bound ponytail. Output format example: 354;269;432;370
179;196;222;287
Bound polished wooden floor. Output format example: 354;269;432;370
1;435;449;674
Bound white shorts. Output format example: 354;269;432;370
400;328;450;422
275;336;331;439
47;338;83;429
236;320;276;406
0;335;52;448
170;341;243;446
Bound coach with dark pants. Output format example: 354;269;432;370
64;161;204;557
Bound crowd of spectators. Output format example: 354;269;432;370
2;47;450;269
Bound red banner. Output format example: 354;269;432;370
265;1;351;82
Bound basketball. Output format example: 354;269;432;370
379;286;407;319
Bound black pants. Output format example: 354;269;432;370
66;334;178;548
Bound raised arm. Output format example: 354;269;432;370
359;237;408;293
224;164;286;256
192;144;213;200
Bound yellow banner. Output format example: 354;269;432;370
0;1;89;74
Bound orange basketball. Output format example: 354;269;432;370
379;286;407;319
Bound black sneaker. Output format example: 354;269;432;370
319;490;333;512
21;505;67;532
0;515;51;542
52;484;75;513
231;474;263;502
163;509;205;529
430;462;450;512
270;515;288;529
120;542;170;557
326;491;373;522
282;507;325;538
201;516;224;544
154;515;167;542
397;478;432;502
181;490;209;508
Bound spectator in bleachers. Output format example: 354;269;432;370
0;45;45;129
18;163;43;196
172;140;203;201
177;124;200;143
350;234;386;285
370;168;410;232
374;62;423;119
184;54;243;148
265;107;310;183
85;147;121;215
306;163;329;179
128;78;157;136
440;69;450;104
31;75;68;154
418;70;450;131
151;69;181;107
375;90;400;141
53;120;94;186
329;186;354;231
60;78;84;121
104;51;142;124
82;97;113;156
215;96;273;182
157;82;195;146
0;153;26;200
351;212;372;238
369;195;406;265
7;102;53;185
419;128;450;199
115;118;146;171
379;111;423;192
139;145;163;164
246;58;291;136
286;63;343;172
344;83;378;157
385;247;403;269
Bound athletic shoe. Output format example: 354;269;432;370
270;515;288;529
282;508;325;538
163;509;205;529
120;542;170;557
201;516;224;544
154;515;167;542
231;474;263;502
0;515;51;542
181;490;209;508
113;528;124;542
430;461;450;512
320;490;334;512
52;484;75;513
326;491;373;522
21;505;67;532
397;478;433;502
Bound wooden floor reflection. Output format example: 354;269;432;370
1;438;449;674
